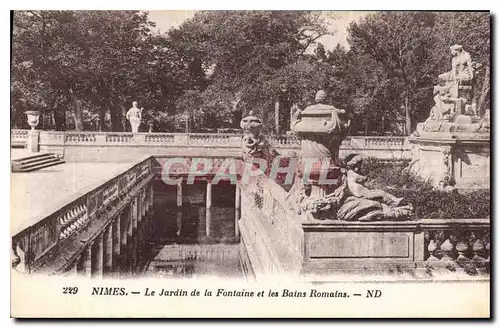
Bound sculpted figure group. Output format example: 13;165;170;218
293;154;413;222
240;89;413;222
423;45;489;132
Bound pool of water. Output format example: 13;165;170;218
144;244;243;278
144;181;242;278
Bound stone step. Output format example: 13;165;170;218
15;154;58;166
12;153;65;172
12;152;51;162
20;158;65;172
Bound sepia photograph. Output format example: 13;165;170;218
9;8;491;318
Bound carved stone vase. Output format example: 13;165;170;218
25;111;40;131
291;106;349;198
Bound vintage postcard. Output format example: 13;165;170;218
10;9;491;318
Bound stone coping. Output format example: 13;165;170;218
302;218;490;231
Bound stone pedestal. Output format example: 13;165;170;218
27;130;40;153
408;131;490;189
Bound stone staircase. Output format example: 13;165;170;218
11;153;65;172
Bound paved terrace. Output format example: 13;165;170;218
11;161;132;236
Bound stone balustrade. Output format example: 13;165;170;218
421;219;490;276
145;133;175;143
11;156;155;276
11;129;411;162
11;129;29;148
11;130;411;161
269;134;301;147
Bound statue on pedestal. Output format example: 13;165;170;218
126;101;142;133
240;111;273;160
287;90;413;221
418;45;491;134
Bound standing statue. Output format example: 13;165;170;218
126;101;142;133
439;44;474;84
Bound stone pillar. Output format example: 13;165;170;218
78;245;92;278
176;211;183;237
131;197;138;272
121;209;129;273
112;215;121;272
25;110;40;153
176;180;183;236
103;224;113;275
92;234;104;279
27;130;40;153
206;180;212;237
136;194;143;265
177;181;183;207
71;262;78;276
235;183;241;237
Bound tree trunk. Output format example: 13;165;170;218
478;64;490;115
381;114;385;135
98;107;106;132
121;108;128;132
69;90;84;131
53;107;66;131
404;92;412;136
109;102;122;132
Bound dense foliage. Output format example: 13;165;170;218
362;158;490;219
11;11;490;135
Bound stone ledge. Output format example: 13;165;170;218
302;218;490;231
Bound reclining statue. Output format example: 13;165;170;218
292;154;413;221
345;155;404;207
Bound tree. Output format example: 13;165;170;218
168;11;336;130
11;10;191;132
348;12;438;135
346;11;490;134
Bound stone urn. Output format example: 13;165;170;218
290;91;350;197
25;110;40;131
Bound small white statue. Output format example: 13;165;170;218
126;101;142;133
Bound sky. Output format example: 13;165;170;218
147;10;368;50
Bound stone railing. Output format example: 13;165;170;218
420;219;490;277
11;129;29;147
11;156;155;275
301;218;490;278
269;134;301;147
11;130;411;162
12;130;409;148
